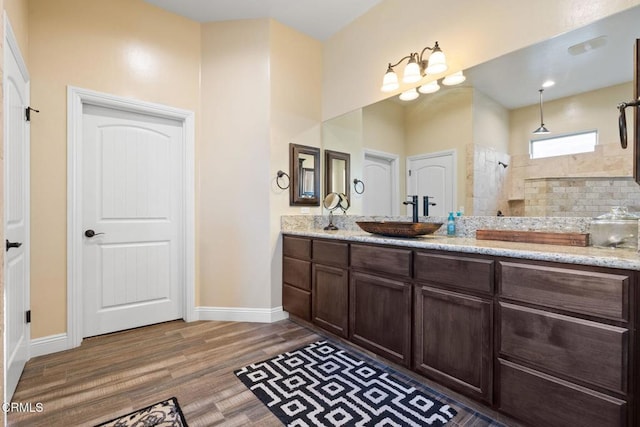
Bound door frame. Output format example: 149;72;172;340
406;149;457;215
363;148;400;216
67;86;196;348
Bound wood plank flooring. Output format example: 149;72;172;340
8;320;515;426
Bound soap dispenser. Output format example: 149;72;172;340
447;212;456;236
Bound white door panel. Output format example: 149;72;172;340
4;19;30;402
363;151;399;216
82;105;183;337
407;151;456;217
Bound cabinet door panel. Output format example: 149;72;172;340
313;264;348;337
349;271;412;366
283;257;311;290
500;302;628;393
414;285;493;403
498;359;626;427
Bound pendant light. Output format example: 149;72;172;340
533;88;550;134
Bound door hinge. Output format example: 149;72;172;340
25;106;40;122
408;169;412;176
26;310;31;324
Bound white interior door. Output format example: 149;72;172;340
82;104;184;337
363;151;399;216
4;18;30;401
407;151;456;217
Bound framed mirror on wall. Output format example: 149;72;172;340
289;143;320;206
325;150;350;202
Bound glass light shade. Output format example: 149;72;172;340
425;50;448;74
403;60;422;83
533;125;550;134
442;71;466;86
381;69;399;92
418;81;440;94
399;88;419;101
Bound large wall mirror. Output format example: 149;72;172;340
322;5;640;218
325;150;351;202
289;143;320;206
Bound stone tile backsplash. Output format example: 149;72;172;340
523;177;640;217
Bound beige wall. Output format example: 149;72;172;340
200;18;322;308
269;21;322;305
323;0;640;120
28;0;201;338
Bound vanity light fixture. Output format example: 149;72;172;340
380;41;448;92
418;81;440;94
399;88;420;101
533;88;550;134
442;70;466;86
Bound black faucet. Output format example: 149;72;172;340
403;195;419;223
423;196;436;216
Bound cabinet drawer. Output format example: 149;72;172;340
499;261;629;321
283;235;311;260
498;359;626;427
283;257;311;290
313;239;348;267
351;244;412;278
500;303;628;393
283;284;311;320
415;252;493;294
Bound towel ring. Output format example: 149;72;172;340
353;178;365;194
276;170;290;190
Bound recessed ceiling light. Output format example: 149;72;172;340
542;80;555;88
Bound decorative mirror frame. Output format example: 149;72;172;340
324;149;351;202
289;143;321;206
635;39;640;184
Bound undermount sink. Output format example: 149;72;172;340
356;221;443;238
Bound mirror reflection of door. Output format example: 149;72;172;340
363;150;400;216
406;150;456;217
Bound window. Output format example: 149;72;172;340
530;130;597;159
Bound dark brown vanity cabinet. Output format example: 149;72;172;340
496;261;633;427
282;236;312;320
413;252;494;404
312;240;349;338
282;234;638;427
349;244;413;367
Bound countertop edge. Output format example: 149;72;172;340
282;230;640;271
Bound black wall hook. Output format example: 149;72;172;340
25;106;40;122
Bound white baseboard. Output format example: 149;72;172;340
30;333;70;358
195;306;289;323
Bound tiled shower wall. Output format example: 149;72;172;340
524;177;640;217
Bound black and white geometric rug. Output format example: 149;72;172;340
235;340;457;426
94;397;188;427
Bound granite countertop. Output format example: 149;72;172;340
282;229;640;271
